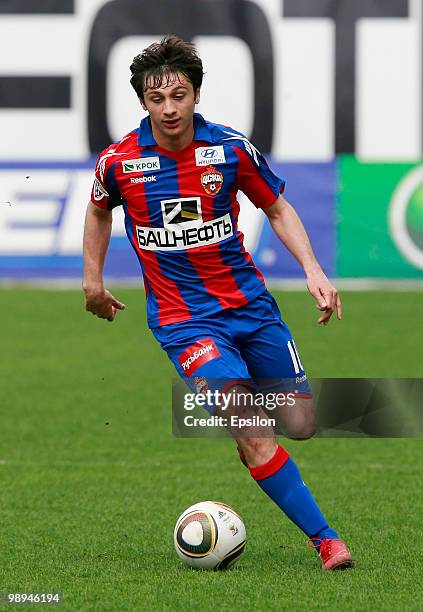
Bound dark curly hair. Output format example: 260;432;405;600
130;35;204;100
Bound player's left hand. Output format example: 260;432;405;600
306;269;342;325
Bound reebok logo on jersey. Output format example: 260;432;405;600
201;166;223;195
122;157;160;173
178;339;221;376
195;146;226;166
130;175;157;184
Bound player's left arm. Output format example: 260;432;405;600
263;194;342;325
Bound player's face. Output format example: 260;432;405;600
141;72;200;150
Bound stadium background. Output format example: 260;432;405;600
1;1;422;611
1;0;423;281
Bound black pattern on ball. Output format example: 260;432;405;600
176;511;218;558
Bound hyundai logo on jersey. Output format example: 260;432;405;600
202;149;218;158
195;146;226;166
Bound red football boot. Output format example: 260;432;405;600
308;538;354;570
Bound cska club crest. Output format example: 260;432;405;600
200;166;224;195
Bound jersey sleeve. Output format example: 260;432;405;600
90;148;123;210
234;137;285;209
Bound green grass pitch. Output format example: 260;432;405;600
0;288;422;611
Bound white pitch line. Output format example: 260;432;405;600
268;278;423;291
0;278;423;291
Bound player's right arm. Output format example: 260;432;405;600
82;201;126;321
83;145;127;321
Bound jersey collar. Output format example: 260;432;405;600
137;113;213;147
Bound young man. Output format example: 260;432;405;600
83;35;352;570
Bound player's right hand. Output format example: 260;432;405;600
83;285;126;322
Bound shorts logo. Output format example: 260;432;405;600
194;376;209;394
93;178;109;201
179;339;221;376
122;157;160;173
162;197;202;228
295;374;307;384
201;166;224;195
195;145;226;166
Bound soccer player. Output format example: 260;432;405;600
83;35;352;570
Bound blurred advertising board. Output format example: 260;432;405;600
0;161;335;281
337;157;423;278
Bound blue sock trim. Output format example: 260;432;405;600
255;457;330;538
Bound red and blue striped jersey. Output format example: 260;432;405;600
91;113;285;328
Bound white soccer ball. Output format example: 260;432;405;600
174;501;246;570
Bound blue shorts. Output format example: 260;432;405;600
152;290;312;398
